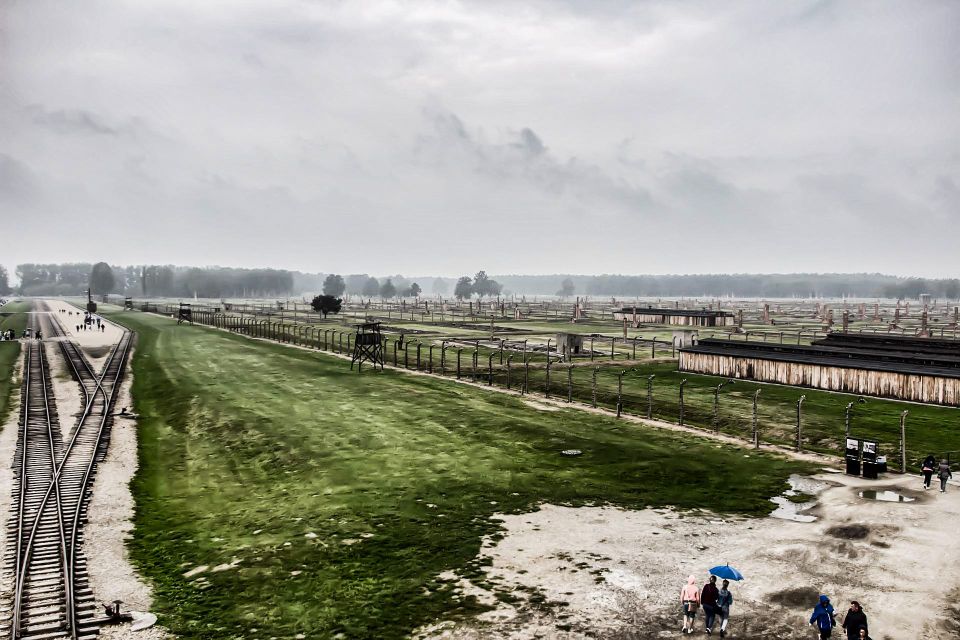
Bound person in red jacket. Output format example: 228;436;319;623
700;575;720;634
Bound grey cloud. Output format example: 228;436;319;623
0;154;42;205
0;0;957;278
29;107;118;136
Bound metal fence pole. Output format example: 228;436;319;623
545;357;551;398
523;356;529;395
900;410;909;473
592;367;599;408
616;370;626;417
679;379;687;425
646;375;655;419
796;395;806;452
752;389;761;448
567;366;574;402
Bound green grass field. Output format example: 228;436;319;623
0;342;20;424
516;362;960;465
1;300;31;336
105;310;811;639
0;300;29;425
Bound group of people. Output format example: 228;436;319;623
811;596;872;639
921;454;954;492
680;575;734;636
67;309;106;334
680;580;876;638
0;328;40;341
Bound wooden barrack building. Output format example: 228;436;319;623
679;333;960;407
613;307;735;327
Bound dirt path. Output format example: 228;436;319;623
416;472;960;639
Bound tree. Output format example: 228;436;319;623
472;270;502;298
322;274;346;297
361;276;380;297
310;295;342;318
409;282;421;298
0;265;10;295
89;262;115;295
454;276;473;300
380;278;397;299
557;278;575;298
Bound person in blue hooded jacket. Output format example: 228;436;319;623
810;595;836;639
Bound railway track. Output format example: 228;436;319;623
0;305;133;640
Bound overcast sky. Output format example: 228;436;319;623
1;0;958;280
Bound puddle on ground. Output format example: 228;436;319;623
858;490;915;503
769;496;817;522
769;474;827;523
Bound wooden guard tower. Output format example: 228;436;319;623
177;303;193;325
351;321;384;371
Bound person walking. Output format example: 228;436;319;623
680;575;700;635
841;601;867;640
922;454;937;489
810;594;836;639
856;627;872;640
938;460;953;493
716;579;734;638
701;575;719;635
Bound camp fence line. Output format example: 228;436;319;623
122;303;946;473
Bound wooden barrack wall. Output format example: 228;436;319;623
679;351;960;406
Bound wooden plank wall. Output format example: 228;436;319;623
613;313;735;327
679;351;960;407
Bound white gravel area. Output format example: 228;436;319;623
0;348;24;597
46;300;125;371
417;473;960;639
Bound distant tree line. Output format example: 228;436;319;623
10;264;959;300
490;273;960;299
15;263;296;298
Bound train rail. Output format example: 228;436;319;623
1;305;133;639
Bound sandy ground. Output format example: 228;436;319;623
0;350;23;599
416;472;960;640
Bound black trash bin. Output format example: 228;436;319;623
844;438;861;476
846;456;861;476
861;439;879;479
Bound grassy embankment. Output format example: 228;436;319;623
0;301;31;424
226;318;960;462
105;309;811;639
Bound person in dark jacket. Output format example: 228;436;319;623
700;575;719;634
810;595;836;639
841;601;867;640
922;454;937;489
939;460;953;493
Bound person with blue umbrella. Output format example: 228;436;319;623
709;564;743;637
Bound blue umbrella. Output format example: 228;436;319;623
709;564;744;581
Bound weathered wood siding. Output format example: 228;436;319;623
612;313;734;327
679;351;960;407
